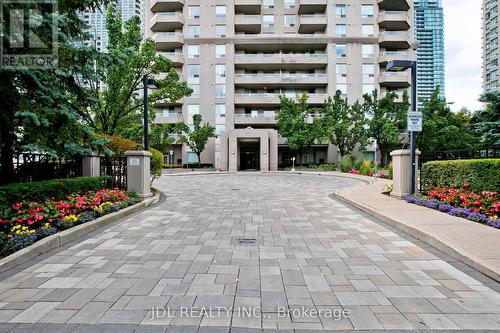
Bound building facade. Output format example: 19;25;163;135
147;0;415;171
414;0;444;103
79;0;145;52
483;0;500;93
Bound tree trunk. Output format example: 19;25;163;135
197;152;201;169
0;75;18;185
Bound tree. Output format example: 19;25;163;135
77;5;191;136
319;91;368;158
149;123;187;153
178;114;215;168
0;0;110;184
276;93;322;165
363;90;409;164
474;92;500;146
418;89;479;155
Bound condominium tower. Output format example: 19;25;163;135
147;0;415;171
79;0;145;52
483;0;500;93
414;0;444;103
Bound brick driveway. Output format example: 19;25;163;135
0;173;499;332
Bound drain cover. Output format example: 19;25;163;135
232;188;240;191
238;238;256;245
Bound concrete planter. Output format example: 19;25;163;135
0;188;161;273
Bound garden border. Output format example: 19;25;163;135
0;188;161;273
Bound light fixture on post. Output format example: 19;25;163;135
142;75;159;151
386;60;419;195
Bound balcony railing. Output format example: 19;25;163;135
235;73;327;78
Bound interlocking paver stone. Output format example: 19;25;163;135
0;173;498;332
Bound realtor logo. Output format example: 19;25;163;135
0;0;58;69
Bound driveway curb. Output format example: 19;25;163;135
0;188;161;273
333;185;500;282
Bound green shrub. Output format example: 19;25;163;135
340;155;355;172
0;176;113;209
353;159;363;170
318;163;336;171
359;160;374;176
150;148;164;181
421;159;500;193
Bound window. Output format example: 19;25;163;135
187;25;200;37
216;84;226;97
188;6;200;19
215;104;226;117
336;44;347;57
362;24;374;37
263;0;274;9
188;84;199;97
263;15;274;27
187;104;200;124
216;25;226;37
336;4;346;18
161;107;174;117
188;64;200;78
187;45;199;58
215;64;226;78
216;45;226;58
336;24;347;37
336;63;347;77
215;125;225;136
284;15;296;27
362;44;374;57
284;0;295;9
337;84;347;95
216;5;226;18
363;64;375;77
363;85;375;95
361;5;374;18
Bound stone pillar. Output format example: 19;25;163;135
82;153;101;177
269;130;278;171
229;135;238;173
219;132;229;171
125;150;152;199
390;149;420;199
260;133;270;172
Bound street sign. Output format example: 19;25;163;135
407;111;422;132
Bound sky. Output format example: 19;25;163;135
442;0;483;112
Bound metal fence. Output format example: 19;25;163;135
100;156;127;189
13;153;82;183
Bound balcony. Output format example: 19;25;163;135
151;12;184;32
378;50;411;65
235;15;262;33
234;73;328;87
378;0;410;11
299;15;327;34
154;32;184;51
378;31;411;49
150;0;184;12
158;52;184;66
235;112;276;125
234;93;328;106
234;53;328;69
379;71;411;88
155;112;183;124
378;11;410;30
381;90;407;103
298;0;327;14
235;0;261;14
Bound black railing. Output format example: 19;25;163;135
101;157;127;189
13;153;82;183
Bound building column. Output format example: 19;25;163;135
219;132;229;171
269;130;278;171
228;135;238;173
260;133;270;172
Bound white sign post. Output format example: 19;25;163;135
407;111;423;132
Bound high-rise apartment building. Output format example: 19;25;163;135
483;0;500;93
79;0;145;52
414;0;444;103
147;0;415;171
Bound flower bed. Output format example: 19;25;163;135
406;184;500;229
0;188;137;257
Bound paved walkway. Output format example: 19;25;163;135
0;173;499;332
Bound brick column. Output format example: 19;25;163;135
125;150;152;199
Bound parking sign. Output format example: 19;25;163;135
407;111;422;132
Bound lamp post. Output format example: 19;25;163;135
386;60;418;195
142;74;159;151
291;157;296;172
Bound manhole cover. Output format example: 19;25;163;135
232;188;240;191
238;238;256;245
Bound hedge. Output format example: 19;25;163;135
420;159;500;193
0;176;113;209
